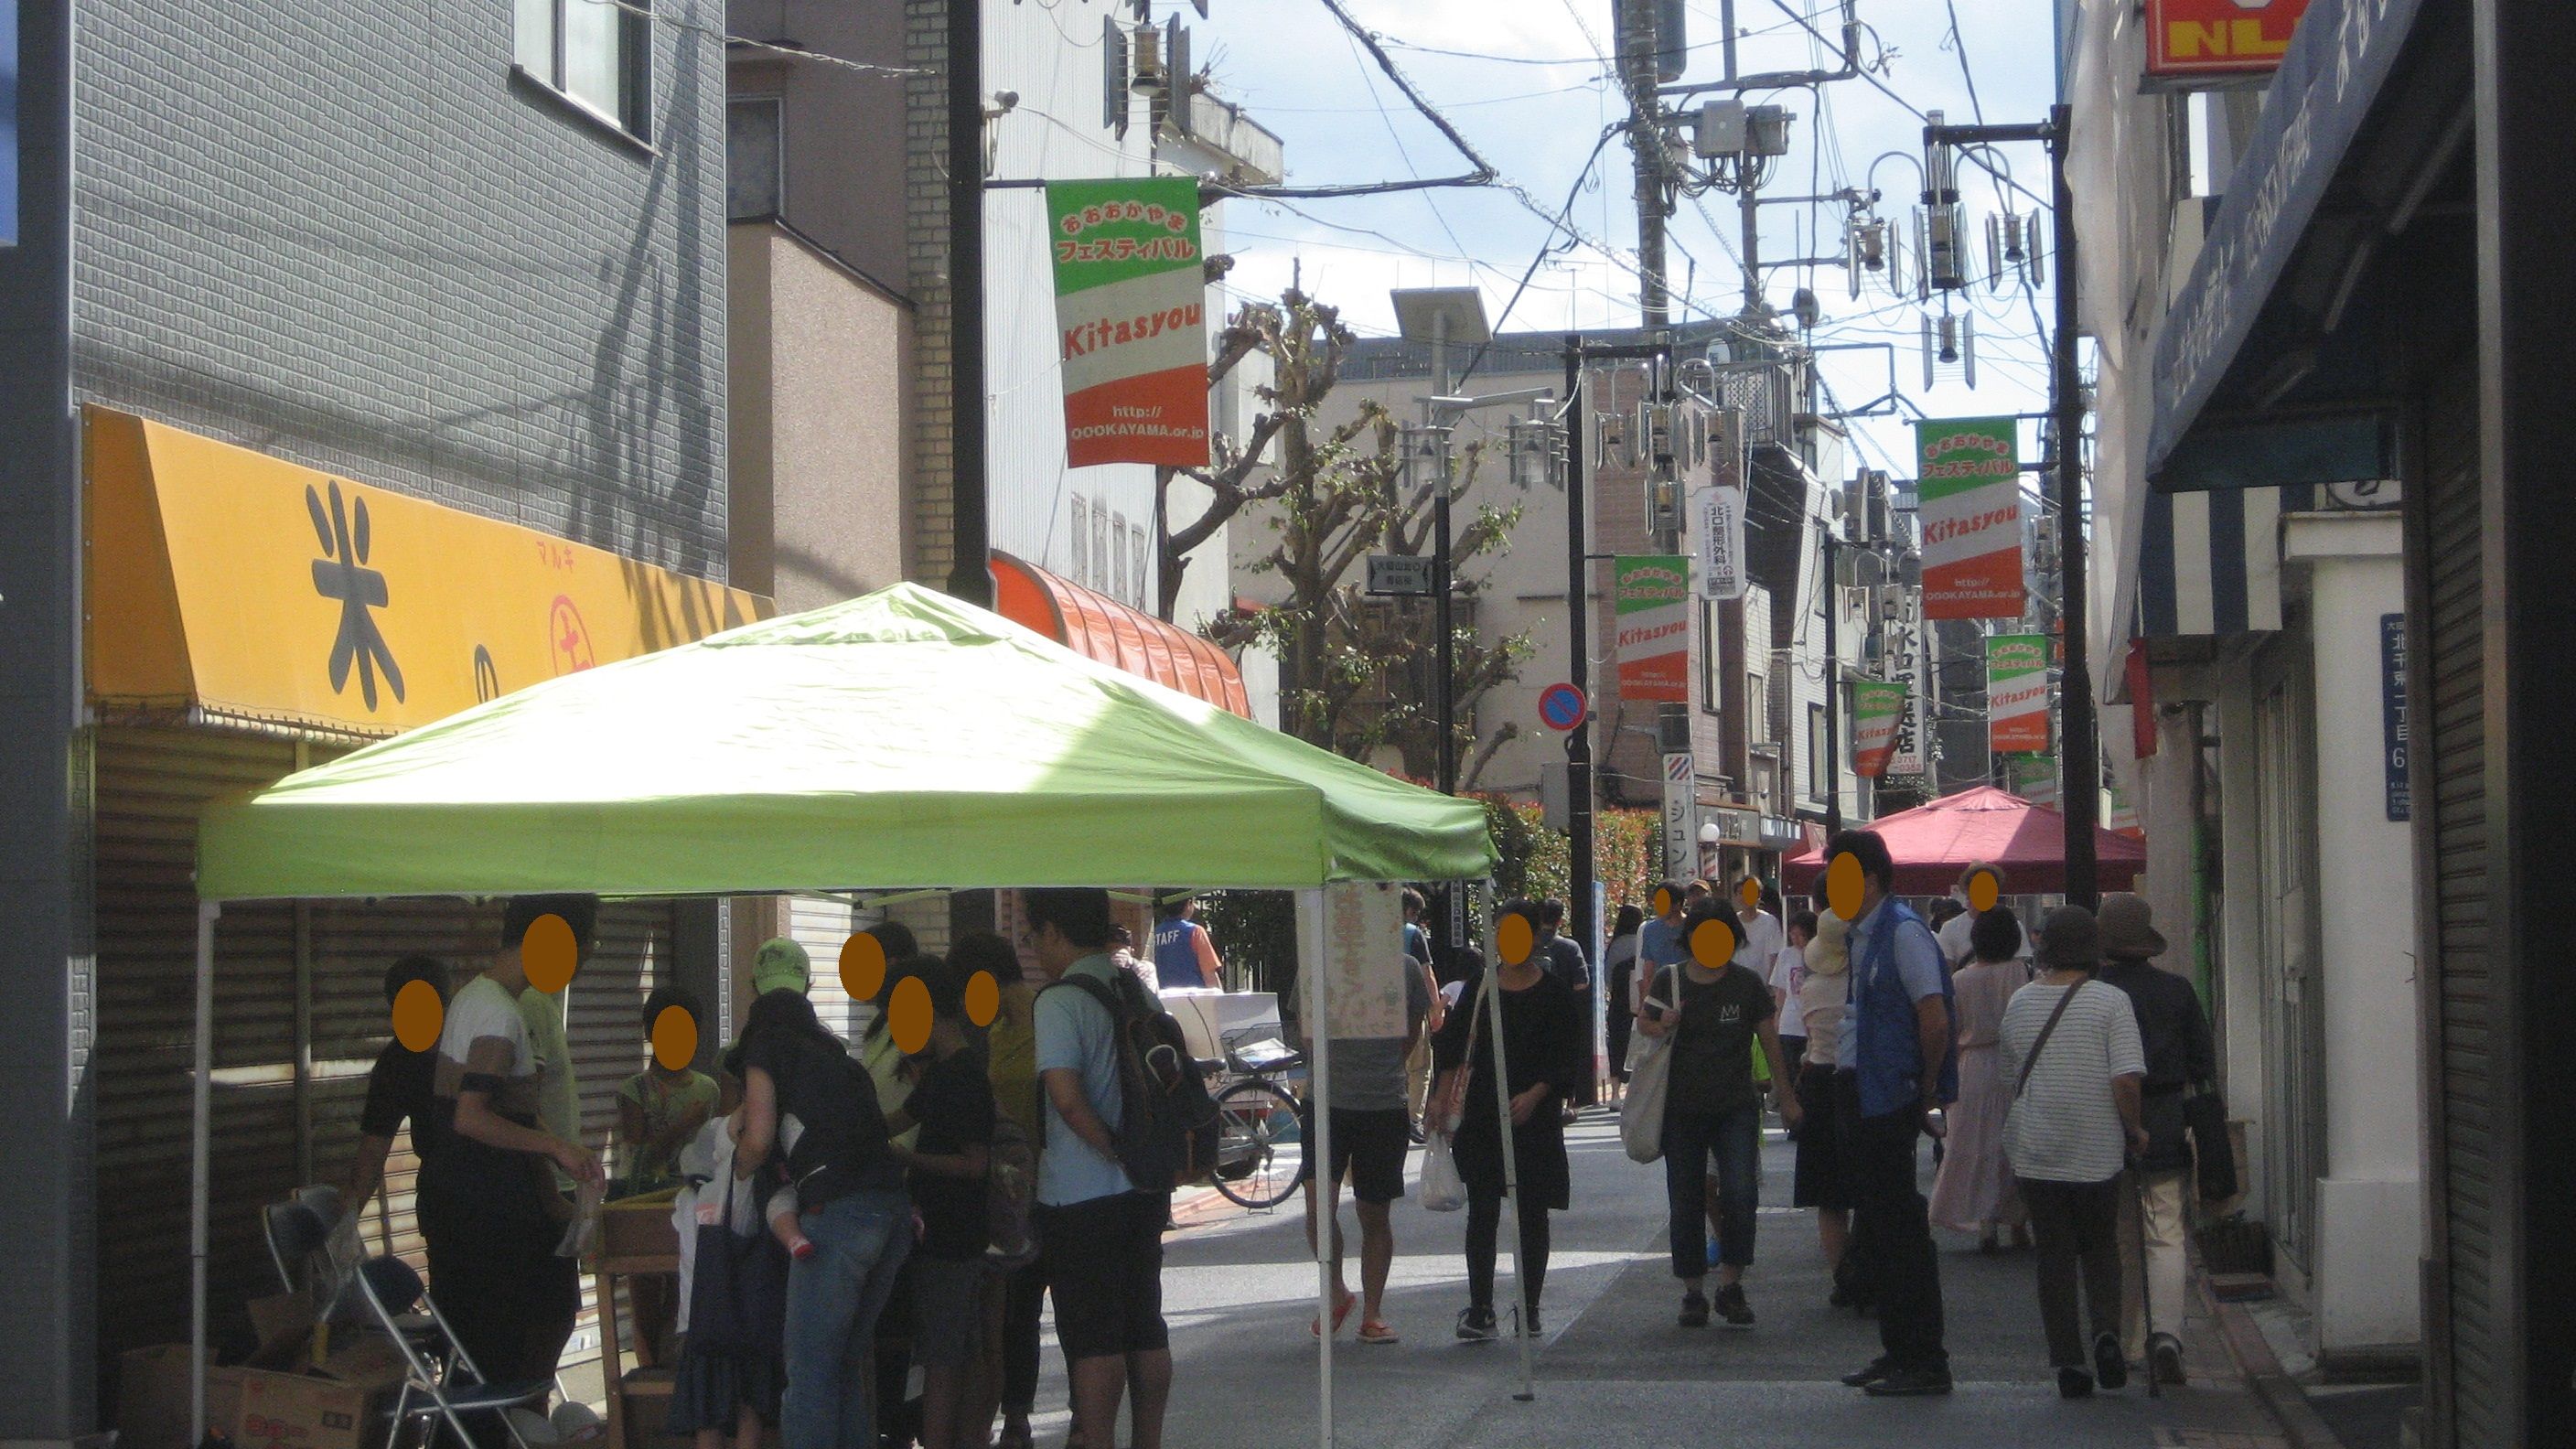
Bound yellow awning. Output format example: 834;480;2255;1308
84;405;771;739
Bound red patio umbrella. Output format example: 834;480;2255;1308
1781;785;2145;896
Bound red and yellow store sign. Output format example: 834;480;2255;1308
2148;0;2312;80
84;406;771;738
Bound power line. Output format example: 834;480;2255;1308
576;0;922;76
1760;0;2048;212
1457;123;1626;389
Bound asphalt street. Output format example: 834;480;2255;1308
1025;1111;2290;1448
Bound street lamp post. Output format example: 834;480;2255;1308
1822;525;1843;840
1918;110;2095;906
1393;288;1492;952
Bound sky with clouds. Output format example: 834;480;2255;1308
1176;0;2067;482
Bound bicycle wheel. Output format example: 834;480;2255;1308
1210;1078;1303;1210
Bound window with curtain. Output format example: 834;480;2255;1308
1131;524;1148;610
517;0;650;142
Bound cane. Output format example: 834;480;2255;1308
2131;1166;2162;1400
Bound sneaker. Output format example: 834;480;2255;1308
1455;1306;1497;1342
2150;1334;2187;1385
1839;1357;1894;1388
2058;1366;2096;1399
1518;1306;1543;1337
1713;1283;1755;1326
1679;1290;1710;1327
1862;1367;1954;1397
2093;1332;2129;1391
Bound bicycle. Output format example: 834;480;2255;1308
1202;1027;1304;1210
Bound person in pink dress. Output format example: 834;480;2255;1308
1929;906;2033;1250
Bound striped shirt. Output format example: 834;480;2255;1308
1998;980;2145;1184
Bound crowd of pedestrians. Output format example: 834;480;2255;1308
1390;836;2217;1407
351;849;2223;1445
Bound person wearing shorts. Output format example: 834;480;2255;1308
1295;950;1432;1344
1026;889;1173;1449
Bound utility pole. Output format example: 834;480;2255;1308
2047;102;2098;907
1616;0;1671;331
944;0;989;606
1562;339;1595;996
1916;109;2094;904
1821;527;1842;839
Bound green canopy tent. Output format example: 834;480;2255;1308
187;584;1529;1445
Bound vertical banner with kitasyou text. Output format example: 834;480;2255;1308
1615;555;1690;703
1046;177;1211;468
1986;633;2052;754
1852;680;1908;778
1916;418;2024;619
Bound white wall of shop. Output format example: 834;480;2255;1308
2286;514;2422;1357
982;8;1158;607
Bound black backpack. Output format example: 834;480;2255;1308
1045;971;1221;1193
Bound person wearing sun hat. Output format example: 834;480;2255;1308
720;939;814;1095
1999;905;2148;1400
751;937;812;998
2094;894;2213;1386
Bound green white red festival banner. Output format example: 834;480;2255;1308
1046;177;1211;468
1615;555;1690;704
1852;680;1909;778
1987;633;2053;754
1916;418;2024;619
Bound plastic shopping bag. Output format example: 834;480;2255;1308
1420;1130;1466;1213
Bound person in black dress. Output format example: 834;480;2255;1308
1602;905;1645;1104
1430;914;1585;1343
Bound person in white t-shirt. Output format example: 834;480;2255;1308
1998;905;2149;1401
419;896;606;1388
1936;862;2032;971
1769;909;1817;1083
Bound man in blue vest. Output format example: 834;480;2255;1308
1828;830;1959;1397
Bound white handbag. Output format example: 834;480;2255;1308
1421;969;1493;1212
1620;966;1679;1164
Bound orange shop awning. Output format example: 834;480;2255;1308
83;405;772;740
988;551;1250;717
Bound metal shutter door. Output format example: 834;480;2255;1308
91;725;301;1390
2420;362;2501;1447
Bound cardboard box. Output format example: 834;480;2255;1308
231;1353;407;1449
243;1292;320;1370
601;1188;680;1259
115;1346;244;1449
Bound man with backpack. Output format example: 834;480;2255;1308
1026;888;1177;1449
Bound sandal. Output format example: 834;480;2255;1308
1358;1317;1400;1345
1310;1288;1358;1337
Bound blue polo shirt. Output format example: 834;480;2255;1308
1639;916;1688;970
1035;954;1135;1206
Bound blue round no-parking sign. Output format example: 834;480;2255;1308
1537;682;1588;732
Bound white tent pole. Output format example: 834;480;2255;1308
1298;888;1334;1448
1484;883;1536;1400
191;900;220;1447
